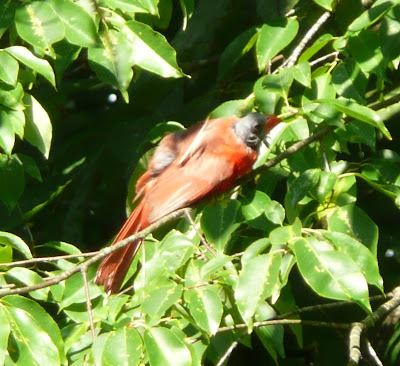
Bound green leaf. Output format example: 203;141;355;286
0;231;31;259
209;99;253;118
6;46;56;87
200;200;241;252
101;327;143;366
3;304;61;365
61;268;101;309
254;69;293;114
347;0;394;33
292;237;371;312
53;41;81;84
0;83;24;110
348;29;384;77
16;153;42;182
318;98;392;140
293;61;311;88
0;154;25;212
141;283;183;325
178;0;194;30
240;190;272;220
332;60;367;104
0;1;17;37
322;231;383;290
0;51;18;86
7;109;25;139
104;0;159;14
144;327;192;366
312;171;338;203
218;27;258;80
0;111;15;155
5;268;48;301
15;2;65;55
40;241;82;255
200;254;233;281
265;200;285;226
0;244;12;263
124;20;185;78
0;306;10;365
23;94;53;158
380;5;400;61
235;252;282;328
255;302;285;362
313;0;333;11
2;295;66;364
47;0;99;48
327;204;379;256
242;239;271;262
270;225;297;245
286;169;320;206
88;29;133;100
256;17;299;72
299;34;334;63
185;286;223;335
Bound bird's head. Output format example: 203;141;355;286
234;113;281;149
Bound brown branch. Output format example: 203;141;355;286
0;208;187;297
0;252;98;268
348;286;400;365
218;318;351;333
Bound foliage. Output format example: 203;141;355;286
0;0;400;365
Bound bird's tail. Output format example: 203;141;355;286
95;199;147;294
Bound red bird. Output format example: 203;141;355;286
95;113;280;294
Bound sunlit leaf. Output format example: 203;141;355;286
144;327;192;366
292;237;371;312
6;46;56;87
256;17;299;72
23;94;53;158
15;2;64;55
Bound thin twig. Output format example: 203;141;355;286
218;318;351;333
348;286;400;365
0;208;187;297
184;209;216;257
283;11;331;69
310;51;339;66
81;265;96;341
0;252;98;268
365;340;383;366
216;338;241;366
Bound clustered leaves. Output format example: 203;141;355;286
0;0;400;365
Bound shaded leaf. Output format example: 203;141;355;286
0;154;25;212
201;200;241;252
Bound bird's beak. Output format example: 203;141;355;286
263;115;281;147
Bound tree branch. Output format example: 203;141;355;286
348;286;400;365
283;11;331;69
0;208;187;297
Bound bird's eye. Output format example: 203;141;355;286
253;123;262;133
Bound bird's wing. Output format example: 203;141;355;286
146;150;236;223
